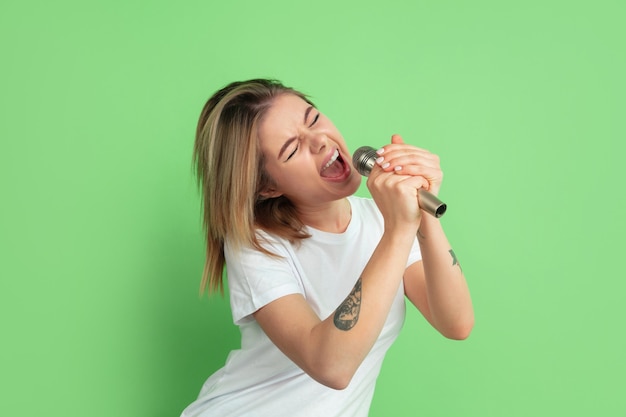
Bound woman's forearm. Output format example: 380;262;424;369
417;214;474;339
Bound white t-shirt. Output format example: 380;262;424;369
181;196;422;417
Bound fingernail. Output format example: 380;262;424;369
382;162;390;169
394;166;402;171
376;148;385;155
375;157;384;164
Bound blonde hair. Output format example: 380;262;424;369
194;79;313;294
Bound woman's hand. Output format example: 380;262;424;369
375;134;443;196
366;134;444;235
365;140;422;236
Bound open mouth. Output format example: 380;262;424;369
320;149;349;179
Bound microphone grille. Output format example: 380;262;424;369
352;146;377;176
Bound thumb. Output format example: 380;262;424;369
391;134;405;145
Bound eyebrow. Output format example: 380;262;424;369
304;105;314;125
277;106;314;159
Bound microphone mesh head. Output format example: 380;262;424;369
352;146;377;176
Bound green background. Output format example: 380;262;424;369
2;0;624;416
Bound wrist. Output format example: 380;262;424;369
383;225;420;247
416;214;442;240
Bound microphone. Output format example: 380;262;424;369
352;146;447;218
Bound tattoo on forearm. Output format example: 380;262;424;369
333;278;362;331
449;249;462;271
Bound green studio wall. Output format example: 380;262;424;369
1;1;624;416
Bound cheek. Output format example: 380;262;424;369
263;163;298;192
262;154;283;176
277;166;321;194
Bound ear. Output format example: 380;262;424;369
259;187;283;199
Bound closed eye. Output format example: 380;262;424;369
286;144;299;161
309;113;320;127
284;112;319;162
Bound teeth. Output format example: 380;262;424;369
322;149;339;171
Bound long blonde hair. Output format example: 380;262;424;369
194;79;313;294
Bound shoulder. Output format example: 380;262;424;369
225;229;304;325
224;229;291;260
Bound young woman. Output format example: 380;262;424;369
181;79;474;416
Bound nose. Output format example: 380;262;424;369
307;131;327;154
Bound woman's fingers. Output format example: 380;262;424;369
375;135;443;194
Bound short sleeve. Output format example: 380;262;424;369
225;234;304;325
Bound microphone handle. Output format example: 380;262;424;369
417;189;447;218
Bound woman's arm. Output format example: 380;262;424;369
377;134;473;339
403;214;474;340
254;228;414;390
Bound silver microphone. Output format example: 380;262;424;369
352;146;447;218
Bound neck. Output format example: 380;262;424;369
296;198;352;234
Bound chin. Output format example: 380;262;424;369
342;172;363;196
